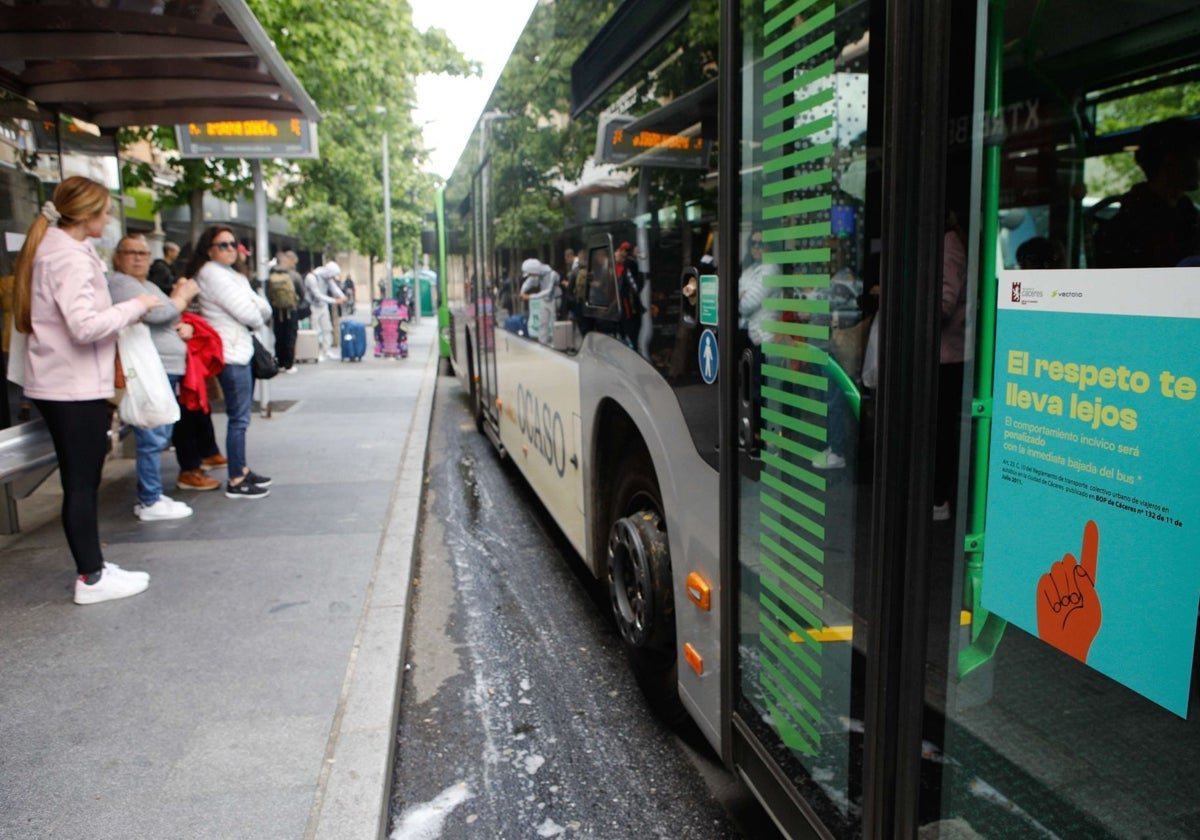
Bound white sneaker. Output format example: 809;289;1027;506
285;366;299;374
158;495;192;515
104;561;149;583
74;565;150;605
135;497;194;521
811;448;846;470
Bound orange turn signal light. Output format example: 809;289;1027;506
685;572;711;611
683;643;703;675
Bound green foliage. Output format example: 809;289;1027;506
246;0;477;261
116;1;475;259
287;202;358;259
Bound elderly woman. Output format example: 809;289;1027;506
182;226;273;499
13;176;161;604
108;234;201;521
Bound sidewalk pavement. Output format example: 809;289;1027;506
0;318;439;839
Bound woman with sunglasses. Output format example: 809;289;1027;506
13;176;162;604
183;227;272;499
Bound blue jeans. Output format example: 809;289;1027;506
217;362;253;480
134;374;182;507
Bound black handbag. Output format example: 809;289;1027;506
251;335;278;380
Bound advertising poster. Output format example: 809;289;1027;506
983;268;1200;717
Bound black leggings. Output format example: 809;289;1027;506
33;398;109;576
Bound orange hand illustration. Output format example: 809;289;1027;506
1036;519;1101;662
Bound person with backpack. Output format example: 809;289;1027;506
267;250;307;373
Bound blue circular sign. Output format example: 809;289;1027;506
698;329;719;384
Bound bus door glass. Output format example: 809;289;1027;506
920;1;1200;837
472;168;498;427
730;0;876;835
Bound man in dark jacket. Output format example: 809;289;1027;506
148;240;180;295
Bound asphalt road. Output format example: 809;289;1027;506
387;373;783;840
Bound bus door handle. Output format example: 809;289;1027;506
738;347;757;449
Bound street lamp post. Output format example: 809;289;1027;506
382;128;392;301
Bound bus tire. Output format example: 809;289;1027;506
467;334;483;433
606;457;685;722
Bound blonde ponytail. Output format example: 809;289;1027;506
12;176;111;334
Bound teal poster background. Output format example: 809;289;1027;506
983;280;1200;717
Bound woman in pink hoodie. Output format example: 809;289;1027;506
13;176;161;605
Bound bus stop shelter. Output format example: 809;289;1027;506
0;0;320;128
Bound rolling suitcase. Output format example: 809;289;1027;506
294;328;319;363
340;320;367;362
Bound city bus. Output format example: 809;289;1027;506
434;1;1200;837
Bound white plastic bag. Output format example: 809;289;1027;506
117;323;180;429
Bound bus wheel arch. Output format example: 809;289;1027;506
594;402;685;723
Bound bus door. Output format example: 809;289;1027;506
724;1;878;836
472;166;500;433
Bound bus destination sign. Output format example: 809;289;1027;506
175;119;319;160
597;116;709;170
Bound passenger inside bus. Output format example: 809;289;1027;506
1092;117;1200;268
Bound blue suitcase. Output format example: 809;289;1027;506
340;320;367;361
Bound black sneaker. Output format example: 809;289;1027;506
225;480;270;499
244;470;272;488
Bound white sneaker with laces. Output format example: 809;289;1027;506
135;497;193;521
74;565;150;605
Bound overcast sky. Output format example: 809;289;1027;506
410;0;539;180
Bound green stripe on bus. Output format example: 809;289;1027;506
764;248;831;265
763;168;832;197
762;141;832;173
761;569;825;633
761;666;823;745
760;512;826;570
763;273;830;290
763;365;827;393
762;194;831;219
761;650;824;723
761;493;826;540
763;113;834;151
765;60;836;105
763;631;823;699
763;87;835;129
763;220;833;241
760;550;824;613
764;4;835;61
765;32;836;83
763;340;827;365
760;407;826;443
761;471;826;517
762;297;830;315
762;613;823;678
764;693;819;756
761;384;825;416
762;450;825;494
761;430;826;478
765;0;825;37
766;320;829;341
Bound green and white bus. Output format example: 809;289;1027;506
435;1;1200;837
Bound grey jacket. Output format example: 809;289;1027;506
108;271;187;375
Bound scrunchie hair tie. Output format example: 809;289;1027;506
40;201;61;224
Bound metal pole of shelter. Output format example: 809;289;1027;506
252;159;271;416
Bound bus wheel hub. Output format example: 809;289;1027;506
607;511;666;648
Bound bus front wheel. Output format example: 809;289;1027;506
606;458;684;722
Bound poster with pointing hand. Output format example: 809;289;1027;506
983;268;1200;717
